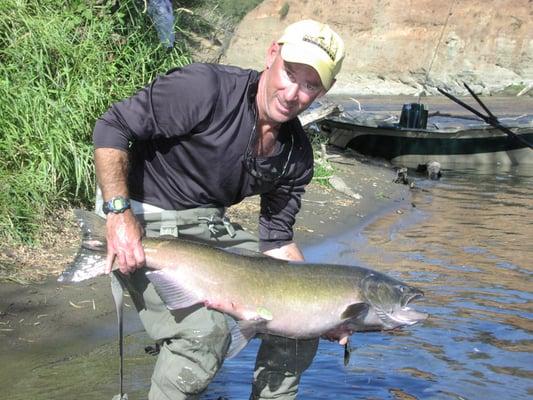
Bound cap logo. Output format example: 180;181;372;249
302;34;337;62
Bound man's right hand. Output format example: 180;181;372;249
105;209;146;275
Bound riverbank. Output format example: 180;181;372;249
0;148;410;353
223;0;533;97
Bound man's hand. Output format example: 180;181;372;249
105;209;145;275
322;327;353;346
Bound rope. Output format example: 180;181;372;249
418;0;457;103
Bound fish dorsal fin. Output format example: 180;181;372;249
225;318;264;358
146;270;202;310
222;247;269;258
341;303;370;320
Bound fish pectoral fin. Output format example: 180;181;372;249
146;270;202;310
242;306;273;321
344;340;352;366
341;303;370;320
225;318;264;359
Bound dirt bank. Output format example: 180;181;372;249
222;0;533;96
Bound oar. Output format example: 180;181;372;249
437;85;533;150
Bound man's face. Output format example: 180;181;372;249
258;43;326;124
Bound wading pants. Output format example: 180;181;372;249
107;201;318;400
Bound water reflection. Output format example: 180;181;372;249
313;165;533;399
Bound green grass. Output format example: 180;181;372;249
497;83;533;97
308;130;335;187
0;0;191;243
279;2;290;19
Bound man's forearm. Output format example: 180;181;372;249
94;147;145;273
94;148;130;200
263;242;305;262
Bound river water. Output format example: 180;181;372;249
2;98;532;399
297;165;533;400
204;165;533;400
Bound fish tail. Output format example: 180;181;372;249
57;209;108;283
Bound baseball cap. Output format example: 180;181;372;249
277;19;345;90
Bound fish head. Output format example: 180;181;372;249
360;273;428;330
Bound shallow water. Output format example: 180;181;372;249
296;164;533;400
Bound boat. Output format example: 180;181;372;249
319;109;533;169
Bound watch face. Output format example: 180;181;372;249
103;196;130;214
112;197;126;209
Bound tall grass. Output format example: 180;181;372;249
0;0;191;243
0;0;275;245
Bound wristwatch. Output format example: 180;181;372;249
102;196;131;215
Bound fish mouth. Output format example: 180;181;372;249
375;289;427;328
375;304;428;328
401;289;424;307
392;307;429;326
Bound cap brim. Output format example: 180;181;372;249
280;42;333;90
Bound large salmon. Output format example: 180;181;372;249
59;210;427;357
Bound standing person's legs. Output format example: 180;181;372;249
250;336;319;400
112;206;236;400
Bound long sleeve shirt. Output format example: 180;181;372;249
93;63;314;249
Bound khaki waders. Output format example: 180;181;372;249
99;196;318;399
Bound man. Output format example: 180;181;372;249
93;19;345;400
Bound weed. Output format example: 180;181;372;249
279;3;290;20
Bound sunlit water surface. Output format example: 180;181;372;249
3;168;532;400
296;165;532;400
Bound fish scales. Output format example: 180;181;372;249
59;210;428;357
146;242;355;299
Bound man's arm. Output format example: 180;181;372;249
263;242;304;261
95;148;145;275
93;66;222;275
